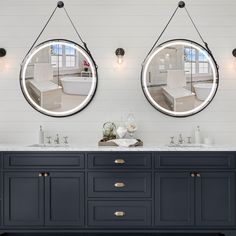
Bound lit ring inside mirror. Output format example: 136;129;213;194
141;39;219;117
20;39;98;117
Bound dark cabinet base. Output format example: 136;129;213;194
0;231;233;236
1;151;236;236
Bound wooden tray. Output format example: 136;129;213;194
98;139;143;147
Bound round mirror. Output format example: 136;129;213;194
141;39;219;117
20;39;98;117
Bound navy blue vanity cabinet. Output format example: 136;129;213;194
1;151;236;236
155;172;195;226
87;152;153;227
4;172;44;226
155;152;235;228
3;152;85;227
195;172;235;226
44;172;84;226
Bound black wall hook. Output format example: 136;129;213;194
233;49;236;57
178;1;185;8
0;48;6;57
57;1;64;8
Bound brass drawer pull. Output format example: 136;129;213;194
190;173;195;178
38;173;43;177
196;173;201;178
44;173;49;177
114;211;125;217
114;159;125;164
114;182;125;188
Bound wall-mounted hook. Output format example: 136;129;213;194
0;48;6;57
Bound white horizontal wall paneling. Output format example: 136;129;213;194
0;0;236;145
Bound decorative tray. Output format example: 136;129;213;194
98;139;143;147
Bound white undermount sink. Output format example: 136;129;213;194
167;143;210;148
28;144;69;148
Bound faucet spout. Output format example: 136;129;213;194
54;134;60;145
178;134;184;144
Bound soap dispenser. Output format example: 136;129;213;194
39;125;44;145
194;125;201;144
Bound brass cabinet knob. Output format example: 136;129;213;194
44;173;49;177
38;173;43;177
190;173;195;177
196;173;201;177
114;159;125;164
114;182;125;188
114;211;125;217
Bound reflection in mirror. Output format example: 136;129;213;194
141;39;219;117
20;40;97;117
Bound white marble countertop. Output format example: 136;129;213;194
0;144;236;152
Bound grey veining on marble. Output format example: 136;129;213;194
0;144;236;152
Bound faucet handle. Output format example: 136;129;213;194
46;136;52;145
170;136;175;145
63;136;69;145
187;136;192;144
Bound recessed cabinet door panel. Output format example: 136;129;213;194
196;172;235;226
155;172;194;226
4;172;44;226
88;153;152;169
45;172;84;226
88;172;151;197
88;201;152;227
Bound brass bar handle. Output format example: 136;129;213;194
114;211;125;217
38;173;43;177
114;182;125;188
196;173;201;178
114;159;125;164
44;173;49;177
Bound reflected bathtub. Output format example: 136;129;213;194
60;77;92;95
193;83;213;101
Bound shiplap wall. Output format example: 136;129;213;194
0;0;236;145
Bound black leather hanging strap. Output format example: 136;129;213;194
22;1;89;63
143;1;211;64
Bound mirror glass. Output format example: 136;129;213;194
20;39;98;117
141;39;219;117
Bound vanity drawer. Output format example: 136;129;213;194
88;152;152;169
88;172;151;197
88;201;151;227
3;152;84;169
156;152;235;169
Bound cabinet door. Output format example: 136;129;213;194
196;172;235;226
44;172;84;226
4;172;44;226
155;172;194;226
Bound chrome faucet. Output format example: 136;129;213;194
178;134;184;144
46;136;52;145
54;134;60;145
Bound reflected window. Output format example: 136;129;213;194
184;47;209;75
51;45;77;68
51;44;63;68
198;51;209;74
65;46;76;67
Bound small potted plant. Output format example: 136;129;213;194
83;60;90;71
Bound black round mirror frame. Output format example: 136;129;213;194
141;39;219;118
20;39;98;118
